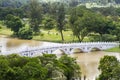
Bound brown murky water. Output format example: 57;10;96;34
0;35;43;50
70;52;120;80
0;35;120;80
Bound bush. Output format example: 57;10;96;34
88;34;116;41
102;34;116;41
88;34;100;41
18;26;33;39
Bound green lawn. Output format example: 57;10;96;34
33;29;76;42
0;27;88;42
0;28;13;35
105;47;120;53
33;29;90;43
0;21;90;42
0;22;13;36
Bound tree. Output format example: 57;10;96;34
5;14;24;36
88;15;115;41
116;7;120;16
59;55;81;80
4;67;25;80
0;57;10;80
23;62;47;80
42;15;56;30
18;26;33;39
6;54;29;68
0;53;81;80
97;55;119;80
93;7;116;16
55;3;65;42
0;7;25;20
112;64;120;79
69;0;79;7
112;22;120;47
69;7;93;42
28;0;42;34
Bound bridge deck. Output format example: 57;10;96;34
0;42;119;57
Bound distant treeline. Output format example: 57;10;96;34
0;0;29;8
115;0;120;4
0;0;120;8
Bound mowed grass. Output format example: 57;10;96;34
0;24;80;42
33;29;80;43
0;22;13;36
0;21;89;42
105;47;120;53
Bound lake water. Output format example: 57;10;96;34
0;35;120;80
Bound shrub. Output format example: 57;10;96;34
102;34;116;41
18;26;33;39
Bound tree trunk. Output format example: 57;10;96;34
77;36;81;42
72;35;75;42
100;33;103;41
81;36;85;42
118;37;120;48
60;30;64;42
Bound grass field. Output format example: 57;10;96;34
0;21;90;42
0;28;13;35
0;22;13;36
105;47;120;53
33;29;83;43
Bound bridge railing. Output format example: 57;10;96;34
0;42;119;56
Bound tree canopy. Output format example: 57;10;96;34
97;55;120;80
0;54;81;80
5;14;24;36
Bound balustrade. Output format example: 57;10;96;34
0;42;119;57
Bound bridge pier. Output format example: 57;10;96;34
83;47;90;53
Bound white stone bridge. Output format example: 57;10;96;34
0;42;119;57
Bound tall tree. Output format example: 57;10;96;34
91;16;115;41
69;7;93;42
55;3;65;42
42;15;56;30
28;0;42;34
59;55;81;80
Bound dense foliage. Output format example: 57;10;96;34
18;26;33;39
55;3;65;41
28;0;42;34
0;0;120;42
5;14;24;35
0;54;81;80
0;0;28;8
97;55;120;80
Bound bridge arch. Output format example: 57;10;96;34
1;42;118;57
71;48;84;53
52;49;65;55
89;47;101;52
